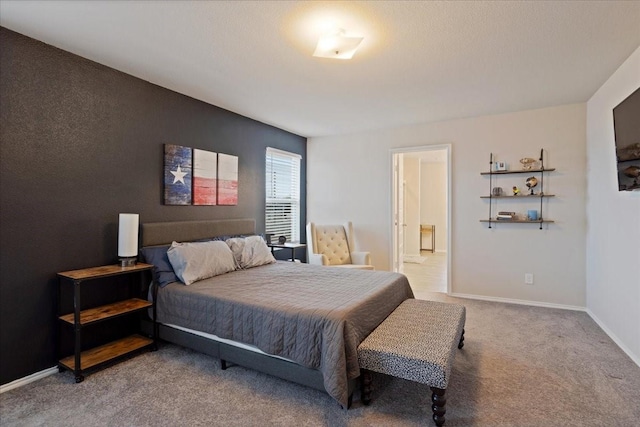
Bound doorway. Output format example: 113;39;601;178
391;145;450;295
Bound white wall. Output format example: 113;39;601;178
308;103;586;307
403;156;421;256
420;161;447;251
586;46;640;365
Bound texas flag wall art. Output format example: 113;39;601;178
163;144;238;206
164;144;192;205
193;148;218;206
217;153;238;206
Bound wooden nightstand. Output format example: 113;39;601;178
57;263;154;383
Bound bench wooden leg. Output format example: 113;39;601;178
431;387;446;426
458;328;465;349
360;369;372;405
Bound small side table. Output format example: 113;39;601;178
268;242;307;262
420;224;435;253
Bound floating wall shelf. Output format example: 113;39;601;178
481;150;556;229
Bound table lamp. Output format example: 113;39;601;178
118;213;139;267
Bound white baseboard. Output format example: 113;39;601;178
0;366;57;394
586;308;640;368
448;292;586;311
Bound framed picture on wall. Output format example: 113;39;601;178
164;144;192;205
193;149;217;205
217;153;238;205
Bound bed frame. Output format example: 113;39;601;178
139;219;354;407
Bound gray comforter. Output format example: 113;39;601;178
155;261;414;406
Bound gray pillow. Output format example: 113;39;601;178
226;236;276;269
167;240;236;285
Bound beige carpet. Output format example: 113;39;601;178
2;295;639;426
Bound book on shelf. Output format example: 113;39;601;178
497;211;516;216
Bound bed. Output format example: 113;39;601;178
140;219;414;407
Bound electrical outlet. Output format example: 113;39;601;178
525;273;534;285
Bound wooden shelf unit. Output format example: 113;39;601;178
57;263;154;383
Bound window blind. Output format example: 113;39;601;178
266;147;301;242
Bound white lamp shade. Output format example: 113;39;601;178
118;213;139;257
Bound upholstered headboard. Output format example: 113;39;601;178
140;219;256;247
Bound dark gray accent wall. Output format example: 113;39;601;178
0;27;307;385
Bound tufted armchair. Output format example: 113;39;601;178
306;222;374;270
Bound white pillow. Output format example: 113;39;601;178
167;240;236;285
226;236;276;269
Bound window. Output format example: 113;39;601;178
266;147;301;242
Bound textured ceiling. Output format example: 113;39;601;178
1;1;639;138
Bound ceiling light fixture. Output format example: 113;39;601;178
313;29;363;60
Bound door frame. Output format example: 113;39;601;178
392;153;406;273
389;144;452;294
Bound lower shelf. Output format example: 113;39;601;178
59;334;153;371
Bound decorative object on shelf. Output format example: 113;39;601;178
492;187;503;196
494;161;508;171
519;157;539;170
512;186;520;196
497;211;515;220
525;176;538;195
527;210;539;221
278;235;286;244
118;213;139;267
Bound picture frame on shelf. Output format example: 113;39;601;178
494;161;507;171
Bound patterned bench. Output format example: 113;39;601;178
357;299;466;426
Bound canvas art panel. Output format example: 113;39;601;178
217;153;238;205
193;149;217;205
164;144;192;205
